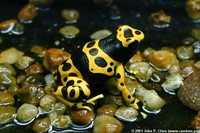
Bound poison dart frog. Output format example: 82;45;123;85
53;25;144;111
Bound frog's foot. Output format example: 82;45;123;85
85;94;104;105
126;98;139;110
121;89;139;110
55;94;104;111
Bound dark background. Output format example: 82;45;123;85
0;0;198;132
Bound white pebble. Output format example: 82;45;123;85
90;29;112;40
17;103;38;122
161;73;184;94
0;47;24;64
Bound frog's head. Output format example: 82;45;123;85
116;25;144;48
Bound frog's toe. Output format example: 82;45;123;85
127;98;139;110
81;106;92;111
88;101;95;105
86;94;104;104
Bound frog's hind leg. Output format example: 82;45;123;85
115;64;139;109
53;77;104;111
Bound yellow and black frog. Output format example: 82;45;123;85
53;25;144;111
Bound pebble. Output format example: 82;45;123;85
97;104;118;116
149;10;171;27
18;3;38;22
115;106;138;122
145;50;179;71
17;103;38;122
93;114;123;133
15;56;35;70
32;117;51;132
150;70;165;83
191;111;200;130
0;92;15;106
0;106;17;124
17;83;45;105
0;64;16;75
51;102;67;115
59;26;80;38
186;0;200;20
191;27;200;40
90;29;112;40
176;45;194;60
126;61;153;82
0;19;19;34
61;9;79;23
30;45;46;57
180;64;198;77
182;37;194;45
69;108;95;125
43;48;70;72
53;115;72;129
127;51;144;63
0;47;24;64
193;41;200;54
194;60;200;69
25;63;44;76
135;84;165;110
39;94;57;111
0;19;18;31
161;73;184;93
178;71;200;111
11;22;24;35
0;73;16;90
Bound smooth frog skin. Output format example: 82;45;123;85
53;25;144;111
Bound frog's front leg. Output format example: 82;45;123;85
115;64;139;109
53;77;104;111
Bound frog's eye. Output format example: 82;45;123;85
124;28;134;38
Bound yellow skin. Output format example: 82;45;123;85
54;25;144;111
